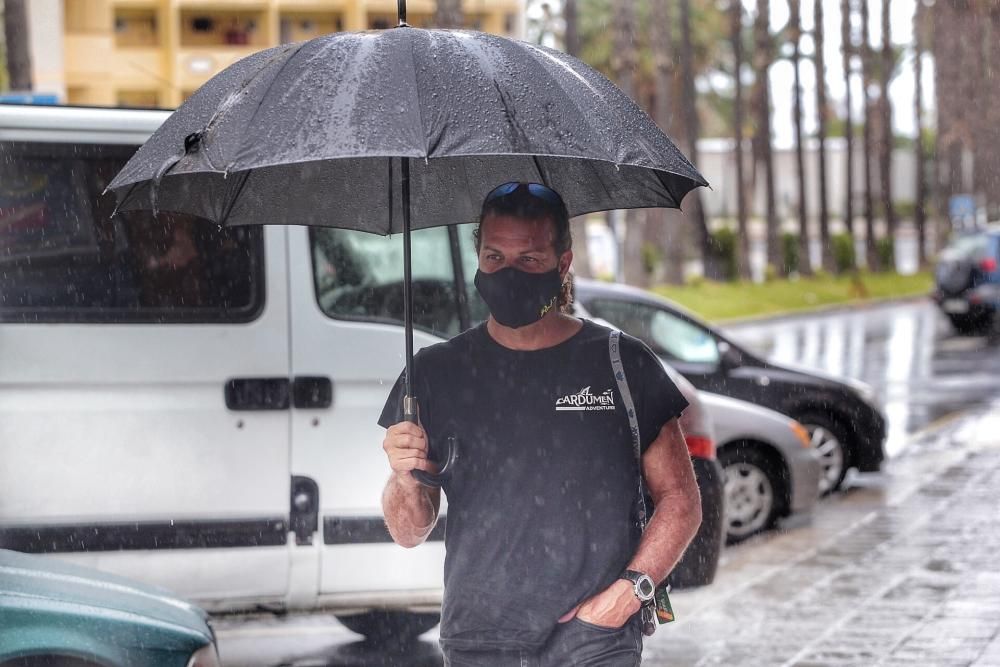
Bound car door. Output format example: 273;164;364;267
287;225;468;600
0;136;292;605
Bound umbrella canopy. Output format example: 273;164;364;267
108;27;707;228
108;23;708;486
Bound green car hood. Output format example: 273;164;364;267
0;549;211;639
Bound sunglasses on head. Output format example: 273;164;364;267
484;181;565;208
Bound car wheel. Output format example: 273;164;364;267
948;312;991;336
336;611;440;644
718;447;782;544
797;412;849;495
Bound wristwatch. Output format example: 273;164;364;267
620;569;656;603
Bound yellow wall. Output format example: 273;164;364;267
63;0;524;108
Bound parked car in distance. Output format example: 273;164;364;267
934;228;1000;335
0;548;218;667
573;278;886;495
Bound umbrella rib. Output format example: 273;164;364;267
227;41;311;173
406;34;431;157
219;169;253;226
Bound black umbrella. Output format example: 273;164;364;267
108;1;708;485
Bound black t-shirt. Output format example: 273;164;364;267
378;319;688;651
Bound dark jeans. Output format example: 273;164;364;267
442;616;643;667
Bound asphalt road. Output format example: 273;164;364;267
214;299;1000;667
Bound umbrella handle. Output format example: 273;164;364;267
403;396;456;487
411;435;457;488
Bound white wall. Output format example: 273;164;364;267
27;0;65;101
696;137;918;221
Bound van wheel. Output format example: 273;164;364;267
336;611;440;644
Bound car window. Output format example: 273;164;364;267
0;141;263;323
310;226;462;337
940;234;989;262
585;297;720;365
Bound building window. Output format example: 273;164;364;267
115;10;159;48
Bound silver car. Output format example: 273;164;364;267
699;391;821;542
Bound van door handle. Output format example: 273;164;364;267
292;376;333;409
225;377;291;411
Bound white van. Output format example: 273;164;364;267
0;104;485;640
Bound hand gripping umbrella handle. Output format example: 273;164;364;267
404;396;457;488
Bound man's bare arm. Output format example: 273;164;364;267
627;417;703;581
381;421;442;548
565;418;702;626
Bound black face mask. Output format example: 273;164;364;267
474;267;563;329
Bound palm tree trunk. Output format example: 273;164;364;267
650;0;685;285
3;0;33;90
564;0;580;56
752;0;780;275
879;0;895;271
815;0;832;271
842;0;855;248
732;0;751;280
791;0;811;276
562;0;592;278
612;0;649;287
860;0;879;270
680;0;716;281
914;0;928;268
434;0;463;29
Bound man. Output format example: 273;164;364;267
380;182;702;666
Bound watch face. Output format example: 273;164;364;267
637;576;655;600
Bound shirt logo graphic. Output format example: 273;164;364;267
555;386;616;411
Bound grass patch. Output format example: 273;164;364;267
652;271;934;323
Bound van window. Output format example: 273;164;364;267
311;227;462;337
0;142;263;323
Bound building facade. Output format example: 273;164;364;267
43;0;522;108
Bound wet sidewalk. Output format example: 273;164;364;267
646;406;1000;667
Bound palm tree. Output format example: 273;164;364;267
650;0;686;285
564;0;580;56
679;0;717;280
434;0;463;29
841;0;856;252
561;0;593;278
860;0;878;270
791;0;811;276
3;0;32;90
913;0;928;268
879;0;895;270
611;0;649;287
815;0;832;271
751;0;781;275
731;0;751;280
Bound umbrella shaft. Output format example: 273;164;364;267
402;156;415;412
398;0;406;26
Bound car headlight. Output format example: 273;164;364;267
187;643;220;667
790;421;812;449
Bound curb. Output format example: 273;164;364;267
715;293;932;328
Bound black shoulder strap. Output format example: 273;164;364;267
609;329;648;531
